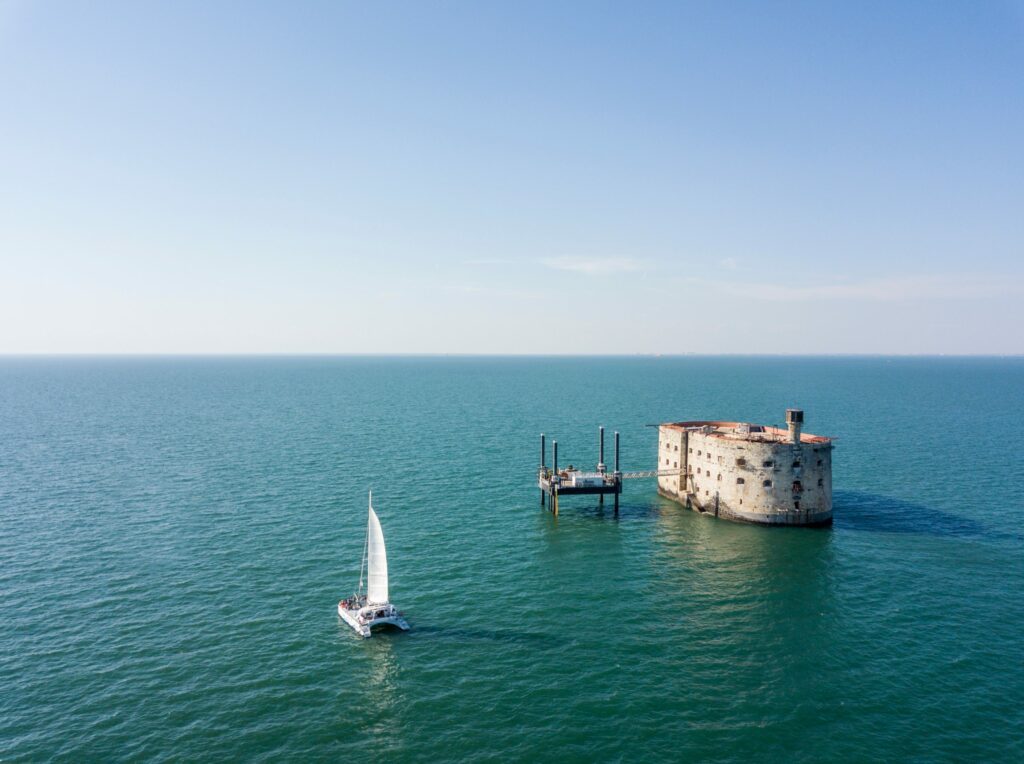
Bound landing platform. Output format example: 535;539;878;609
538;469;621;496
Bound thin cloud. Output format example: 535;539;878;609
540;257;644;275
443;283;543;300
462;258;517;266
685;274;1023;302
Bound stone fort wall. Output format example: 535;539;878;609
657;421;832;526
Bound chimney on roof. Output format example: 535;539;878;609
786;408;803;444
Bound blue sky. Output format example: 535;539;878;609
1;1;1022;353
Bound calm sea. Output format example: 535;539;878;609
1;356;1022;762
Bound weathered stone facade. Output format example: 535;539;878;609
657;410;833;526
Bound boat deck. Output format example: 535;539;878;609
338;602;409;638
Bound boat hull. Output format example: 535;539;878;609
338;602;409;638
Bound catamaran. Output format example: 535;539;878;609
338;491;409;638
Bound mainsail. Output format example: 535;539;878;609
366;502;389;604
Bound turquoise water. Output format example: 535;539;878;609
2;357;1022;762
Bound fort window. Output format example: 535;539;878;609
794;501;800;510
706;470;711;477
736;457;746;466
697;450;701;456
665;458;670;465
736;477;745;484
689;448;693;454
792;481;802;491
817;459;823;467
817;478;823;487
674;445;678;452
674;462;678;468
763;460;774;468
792;461;801;469
763;479;772;487
717;474;722;481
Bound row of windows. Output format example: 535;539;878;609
684;451;823;469
699;457;826;469
689;475;824;488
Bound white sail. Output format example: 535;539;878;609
366;504;389;604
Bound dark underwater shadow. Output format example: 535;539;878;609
834;489;1019;541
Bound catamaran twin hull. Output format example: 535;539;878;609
338;601;409;638
338;493;409;638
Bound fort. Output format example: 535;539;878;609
657;409;833;526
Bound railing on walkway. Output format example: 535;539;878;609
620;469;684;479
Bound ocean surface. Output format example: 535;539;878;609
1;356;1022;762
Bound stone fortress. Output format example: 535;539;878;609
657;409;833;526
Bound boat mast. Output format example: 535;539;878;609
358;490;371;596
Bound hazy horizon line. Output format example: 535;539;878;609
1;352;1021;359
